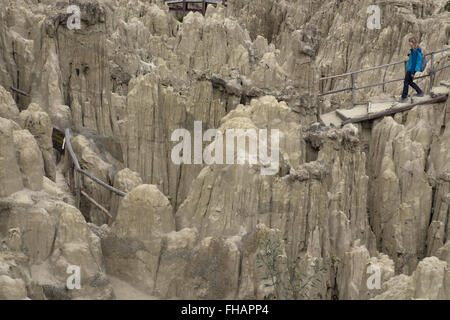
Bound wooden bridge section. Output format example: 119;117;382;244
319;47;450;127
164;0;227;16
321;88;449;127
64;128;126;220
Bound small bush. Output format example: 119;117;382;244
256;230;329;300
445;1;450;12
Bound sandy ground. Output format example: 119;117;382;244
109;276;159;300
55;157;159;300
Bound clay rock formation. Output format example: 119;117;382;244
19;103;56;181
0;0;450;300
0;86;20;123
0;89;112;300
13;130;45;191
174;96;377;299
0;274;28;300
110;168;143;221
337;243;395;300
102;184;175;293
0;117;24;197
0;189;113;300
369;116;433;274
374;256;450;299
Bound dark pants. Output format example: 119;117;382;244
402;71;422;99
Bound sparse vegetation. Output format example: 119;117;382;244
331;254;341;268
446;1;450;12
256;230;329;300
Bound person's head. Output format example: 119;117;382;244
409;37;419;49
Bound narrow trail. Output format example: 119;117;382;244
55;162;76;207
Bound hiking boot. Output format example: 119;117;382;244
414;92;424;97
399;97;408;103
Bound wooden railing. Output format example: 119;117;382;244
319;47;450;105
164;0;227;15
64;128;125;218
10;86;29;97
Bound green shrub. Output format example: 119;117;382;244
256;230;329;300
445;1;450;12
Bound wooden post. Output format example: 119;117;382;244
81;190;112;219
430;53;435;91
351;73;356;106
74;169;81;209
183;0;187;14
202;0;207;15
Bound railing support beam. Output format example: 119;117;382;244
351;73;356;106
430;53;435;91
202;0;207;15
74;169;81;209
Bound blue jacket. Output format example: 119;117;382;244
407;47;422;74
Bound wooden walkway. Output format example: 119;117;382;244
319;46;450;127
319;47;450;106
321;83;449;127
64;128;126;219
164;0;227;15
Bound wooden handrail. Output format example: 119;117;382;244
320;47;450;81
81;190;113;218
319;46;450;104
10;87;29;97
64;128;126;201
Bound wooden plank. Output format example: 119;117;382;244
81;190;113;218
342;95;448;125
368;101;395;114
335;109;351;121
320;111;343;127
10;86;29;96
337;105;368;119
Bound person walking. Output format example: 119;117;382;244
400;37;424;103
